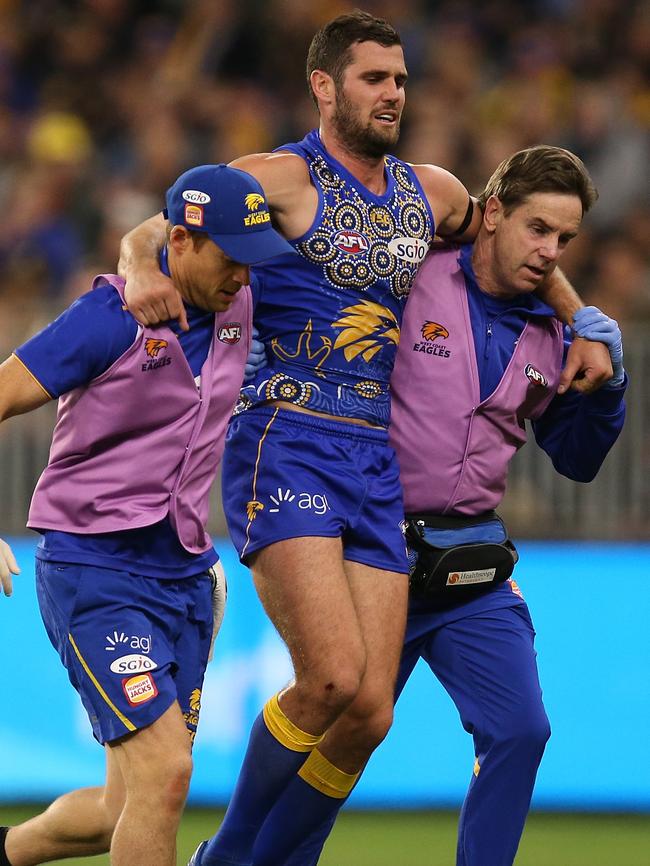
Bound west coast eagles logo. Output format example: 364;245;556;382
331;300;400;362
246;500;264;521
245;193;265;211
244;193;271;226
144;338;168;358
184;687;202;743
142;338;172;371
411;321;451;358
421;321;449;341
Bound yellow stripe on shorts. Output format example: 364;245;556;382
68;633;136;732
242;407;279;557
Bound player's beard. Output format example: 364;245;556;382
332;87;401;160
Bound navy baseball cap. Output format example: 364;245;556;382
164;164;295;264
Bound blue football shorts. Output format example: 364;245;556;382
221;406;409;574
35;559;213;745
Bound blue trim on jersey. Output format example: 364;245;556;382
16;253;219;575
459;244;626;483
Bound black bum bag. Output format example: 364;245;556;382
404;510;518;599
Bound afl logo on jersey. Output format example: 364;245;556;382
525;364;548;387
218;323;242;344
332;230;370;255
388;237;428;263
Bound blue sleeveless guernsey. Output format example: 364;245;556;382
240;130;435;427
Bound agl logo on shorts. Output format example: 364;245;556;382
268;486;330;515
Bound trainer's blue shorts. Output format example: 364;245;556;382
222;406;409;574
35;560;213;745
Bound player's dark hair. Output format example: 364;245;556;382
478;145;598;215
306;10;401;105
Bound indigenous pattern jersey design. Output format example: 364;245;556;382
240;130;434;426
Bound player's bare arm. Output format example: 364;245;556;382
120;153;316;328
228;151;317;240
119;212;184;328
0;354;51;422
411;163;483;242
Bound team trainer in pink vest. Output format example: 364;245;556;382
0;164;294;866
256;148;626;866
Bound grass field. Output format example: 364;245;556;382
1;806;649;865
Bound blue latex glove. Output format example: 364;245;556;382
243;326;268;383
572;306;624;387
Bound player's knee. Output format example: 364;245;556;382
493;708;551;755
360;703;394;751
151;751;193;816
130;749;193;815
339;698;395;754
310;666;365;718
300;647;367;717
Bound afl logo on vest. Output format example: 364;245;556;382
218;323;242;344
525;363;548;387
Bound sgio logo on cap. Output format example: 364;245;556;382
182;189;211;204
388;237;428;263
110;654;158;675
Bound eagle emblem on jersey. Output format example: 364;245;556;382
189;689;202;713
144;338;168;358
332;300;400;362
421;321;449;342
246;500;264;521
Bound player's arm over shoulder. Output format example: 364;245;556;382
411;163;482;242
229;152;316;240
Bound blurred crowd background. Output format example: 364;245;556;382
0;0;647;537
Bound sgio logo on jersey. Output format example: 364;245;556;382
110;654;158;675
388;237;428;264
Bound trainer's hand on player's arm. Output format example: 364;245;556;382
558;337;613;394
243;327;268;383
572;306;625;387
0;538;20;597
119;213;189;331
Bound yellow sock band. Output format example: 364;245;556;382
298;748;359;799
262;693;323;753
